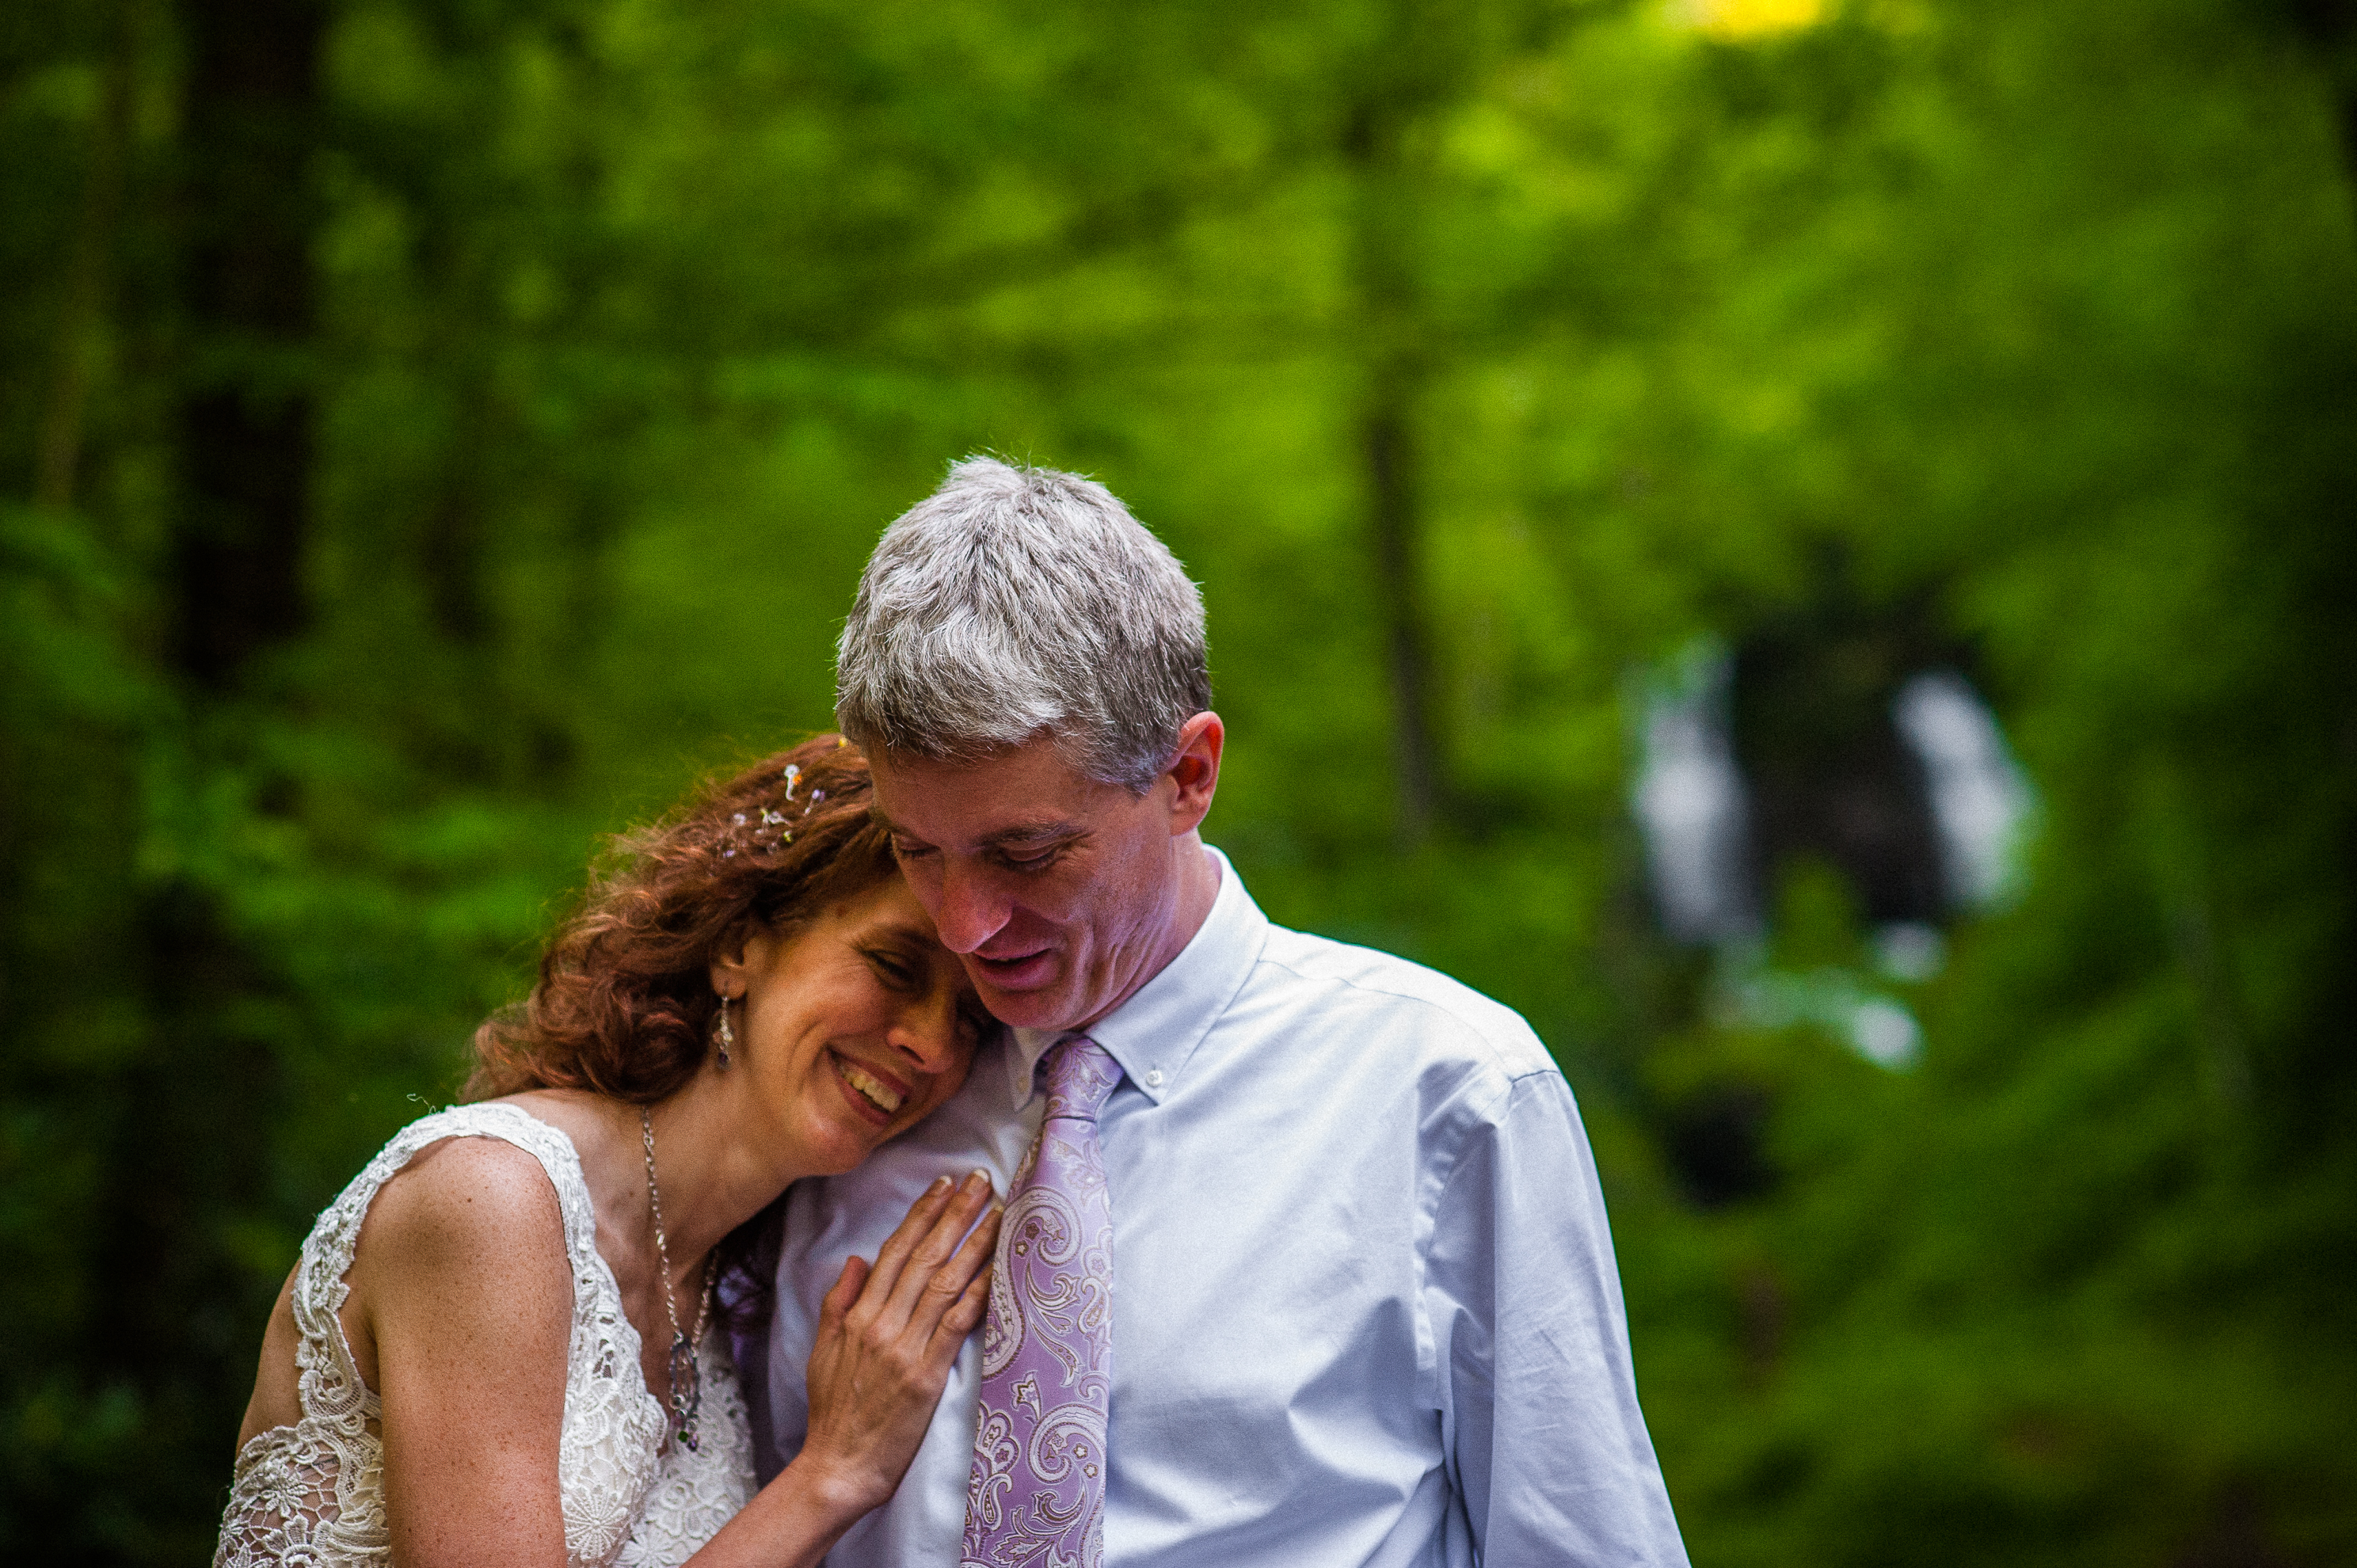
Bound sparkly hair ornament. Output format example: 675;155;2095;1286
722;762;820;859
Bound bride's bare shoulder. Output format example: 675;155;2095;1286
238;1131;573;1446
343;1132;575;1406
359;1132;570;1281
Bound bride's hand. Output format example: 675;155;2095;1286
791;1170;1002;1518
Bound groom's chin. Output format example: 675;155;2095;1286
970;975;1077;1034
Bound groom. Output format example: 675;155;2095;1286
749;457;1688;1566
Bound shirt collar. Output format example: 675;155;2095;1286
1003;844;1266;1108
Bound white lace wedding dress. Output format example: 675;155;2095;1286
214;1102;756;1567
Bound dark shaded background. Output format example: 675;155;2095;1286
4;0;2354;1560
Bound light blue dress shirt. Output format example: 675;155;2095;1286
754;849;1687;1566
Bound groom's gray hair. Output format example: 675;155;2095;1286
835;456;1210;791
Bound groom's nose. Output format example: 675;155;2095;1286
931;857;1012;953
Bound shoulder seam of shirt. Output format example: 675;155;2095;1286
1251;942;1557;1092
1429;1064;1575;1190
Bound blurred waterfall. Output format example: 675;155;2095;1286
1893;671;2036;911
1632;643;2035;1072
1632;641;1759;944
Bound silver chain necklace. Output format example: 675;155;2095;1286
639;1106;715;1452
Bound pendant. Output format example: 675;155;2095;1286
668;1333;703;1452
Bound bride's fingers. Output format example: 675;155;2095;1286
897;1204;999;1375
855;1174;957;1312
820;1254;869;1334
875;1174;994;1334
851;1171;991;1343
916;1208;1000;1355
929;1258;994;1361
932;1203;1000;1307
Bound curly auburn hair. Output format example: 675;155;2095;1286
464;733;897;1103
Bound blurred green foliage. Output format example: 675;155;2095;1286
3;0;2353;1560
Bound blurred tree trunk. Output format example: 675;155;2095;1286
86;0;327;1536
1364;394;1445;845
1346;0;1463;851
171;0;321;687
2288;1;2357;178
33;0;135;512
1350;116;1449;850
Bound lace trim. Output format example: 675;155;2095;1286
213;1104;750;1568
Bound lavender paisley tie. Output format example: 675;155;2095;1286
963;1036;1122;1568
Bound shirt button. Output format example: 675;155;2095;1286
1145;1068;1164;1089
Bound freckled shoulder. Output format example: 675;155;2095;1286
352;1133;573;1299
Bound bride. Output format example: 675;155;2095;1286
215;735;1001;1567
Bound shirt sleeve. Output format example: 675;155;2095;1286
1424;1069;1690;1566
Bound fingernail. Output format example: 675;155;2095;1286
965;1168;992;1192
928;1174;952;1194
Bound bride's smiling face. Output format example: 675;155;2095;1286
715;875;987;1175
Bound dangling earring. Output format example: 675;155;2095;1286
714;994;736;1071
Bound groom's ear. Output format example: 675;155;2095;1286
1163;711;1224;836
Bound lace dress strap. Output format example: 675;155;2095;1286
289;1103;606;1431
217;1102;657;1568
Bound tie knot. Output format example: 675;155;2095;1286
1042;1036;1121;1124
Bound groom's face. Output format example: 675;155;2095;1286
869;729;1212;1033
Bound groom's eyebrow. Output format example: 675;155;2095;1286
870;809;1087;848
972;819;1088;851
986;820;1087;849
